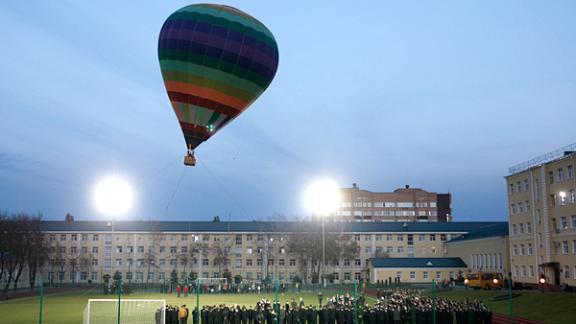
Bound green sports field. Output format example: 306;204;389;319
1;288;575;323
0;289;362;324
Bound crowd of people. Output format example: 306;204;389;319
155;289;492;324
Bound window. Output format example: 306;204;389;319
513;245;517;256
560;216;568;230
430;234;436;241
519;223;524;234
436;271;441;280
170;246;177;253
365;247;372;253
289;259;296;266
418;234;425;241
519;202;524;213
526;200;531;212
548;171;554;184
354;259;361;266
526;222;532;234
159;246;166;253
511;204;516;214
410;271;415;280
92;247;99;254
365;235;372;241
512;224;517;235
387;246;393;254
344;259;350;266
138;246;144;253
354;235;360;241
91;259;98;266
558;168;564;182
116;246;123;253
527;243;533;256
520;244;525;256
509;183;515;195
375;235;382;241
573;240;576;255
562;241;569;254
564;266;570;279
397;234;403;241
93;234;99;241
571;190;576;204
423;271;429;280
550;194;556;207
344;272;351;281
569;165;574;179
60;234;66;241
523;179;529;192
397;246;404;254
71;234;77;241
386;234;392;241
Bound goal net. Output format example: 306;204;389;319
83;299;166;324
196;277;228;292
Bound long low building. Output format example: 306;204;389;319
10;220;508;285
23;219;507;282
368;257;468;283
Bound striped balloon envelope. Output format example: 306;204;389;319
158;4;279;153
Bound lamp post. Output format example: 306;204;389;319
305;179;341;289
317;291;324;308
539;275;546;293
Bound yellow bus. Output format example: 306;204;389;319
464;272;503;290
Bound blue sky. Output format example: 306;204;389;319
0;1;575;222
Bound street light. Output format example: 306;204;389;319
305;179;341;288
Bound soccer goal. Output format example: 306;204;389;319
196;277;228;292
83;299;166;324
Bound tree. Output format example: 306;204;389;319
143;223;161;283
287;221;358;284
170;269;178;286
0;213;48;292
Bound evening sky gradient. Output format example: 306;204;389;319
0;1;575;222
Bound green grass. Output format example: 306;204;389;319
1;287;574;324
429;289;576;324
0;289;325;324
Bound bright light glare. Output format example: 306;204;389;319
305;179;341;215
93;177;134;216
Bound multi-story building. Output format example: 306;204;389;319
506;143;576;287
335;184;452;222
31;219;505;285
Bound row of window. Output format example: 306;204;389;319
551;215;576;231
510;201;531;215
352;234;446;241
340;202;437;208
552;240;576;255
470;253;503;270
511;222;532;235
48;234;284;244
548;165;574;184
512;243;534;256
395;271;454;281
550;190;576;207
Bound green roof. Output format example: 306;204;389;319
370;257;467;268
447;222;508;243
39;220;506;234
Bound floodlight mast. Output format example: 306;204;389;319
305;179;341;288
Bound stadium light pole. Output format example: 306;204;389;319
305;179;341;288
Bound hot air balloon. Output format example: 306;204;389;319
158;4;279;166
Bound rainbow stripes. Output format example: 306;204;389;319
158;4;279;150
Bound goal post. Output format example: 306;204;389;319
196;277;228;292
83;299;166;324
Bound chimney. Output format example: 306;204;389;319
352;183;358;189
405;184;410;189
65;213;74;222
